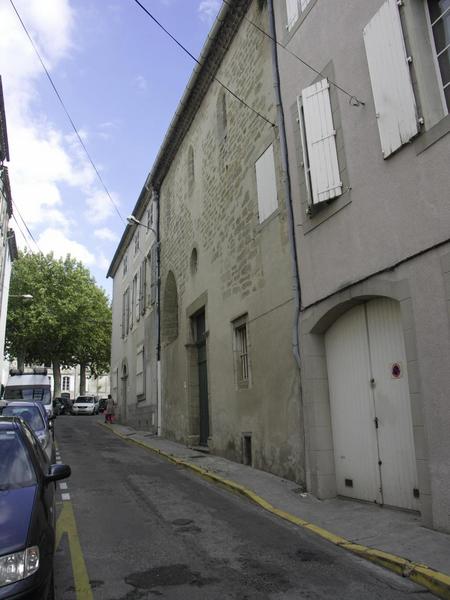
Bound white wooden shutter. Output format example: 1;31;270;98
150;246;157;305
286;0;299;30
363;0;418;158
300;79;342;205
255;144;278;222
300;0;311;11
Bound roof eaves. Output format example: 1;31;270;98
0;76;10;163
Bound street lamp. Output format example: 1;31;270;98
126;215;157;237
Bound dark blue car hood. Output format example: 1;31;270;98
0;486;36;555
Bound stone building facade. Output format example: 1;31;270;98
108;0;304;483
275;0;450;531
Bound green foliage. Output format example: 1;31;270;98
6;251;111;375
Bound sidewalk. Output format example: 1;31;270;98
100;421;450;599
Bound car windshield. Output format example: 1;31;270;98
4;387;51;405
0;430;37;489
2;406;45;432
76;397;93;403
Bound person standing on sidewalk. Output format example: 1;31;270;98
105;394;115;424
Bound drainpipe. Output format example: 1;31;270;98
267;0;302;370
152;188;162;436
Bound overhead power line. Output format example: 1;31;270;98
131;0;276;128
11;199;42;253
222;0;365;106
9;0;125;224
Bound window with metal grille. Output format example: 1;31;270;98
233;315;250;387
62;376;70;391
427;0;450;112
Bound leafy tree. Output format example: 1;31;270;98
6;251;111;396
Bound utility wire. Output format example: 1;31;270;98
12;213;37;252
9;0;125;224
221;0;365;106
131;0;276;127
11;199;42;253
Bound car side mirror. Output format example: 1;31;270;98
45;464;71;483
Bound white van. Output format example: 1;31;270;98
3;367;53;418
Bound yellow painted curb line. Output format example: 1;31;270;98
99;423;450;600
56;500;93;600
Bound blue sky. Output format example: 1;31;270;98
0;0;221;295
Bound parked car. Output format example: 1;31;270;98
53;397;72;416
0;416;70;599
1;402;55;462
71;395;99;415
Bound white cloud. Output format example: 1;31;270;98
134;75;147;91
37;228;96;265
94;227;119;242
198;0;221;23
0;0;118;262
85;189;119;224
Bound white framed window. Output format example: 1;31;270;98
286;0;313;30
297;78;342;206
62;376;70;391
136;345;145;398
426;0;450;113
233;315;250;388
255;144;278;223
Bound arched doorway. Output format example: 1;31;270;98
325;297;419;510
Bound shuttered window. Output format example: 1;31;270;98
363;0;419;158
286;0;299;29
298;79;342;206
300;0;312;11
255;144;278;223
140;259;147;316
150;245;157;305
136;345;144;397
287;0;313;29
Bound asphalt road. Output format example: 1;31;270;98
53;416;431;600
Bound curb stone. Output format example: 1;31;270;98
100;423;450;599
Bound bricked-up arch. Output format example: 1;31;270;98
162;271;179;344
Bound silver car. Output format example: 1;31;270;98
72;395;99;415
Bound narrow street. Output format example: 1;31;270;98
53;416;431;600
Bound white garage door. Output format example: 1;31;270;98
325;298;419;510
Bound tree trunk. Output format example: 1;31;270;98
79;363;87;395
53;361;61;398
17;354;25;372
